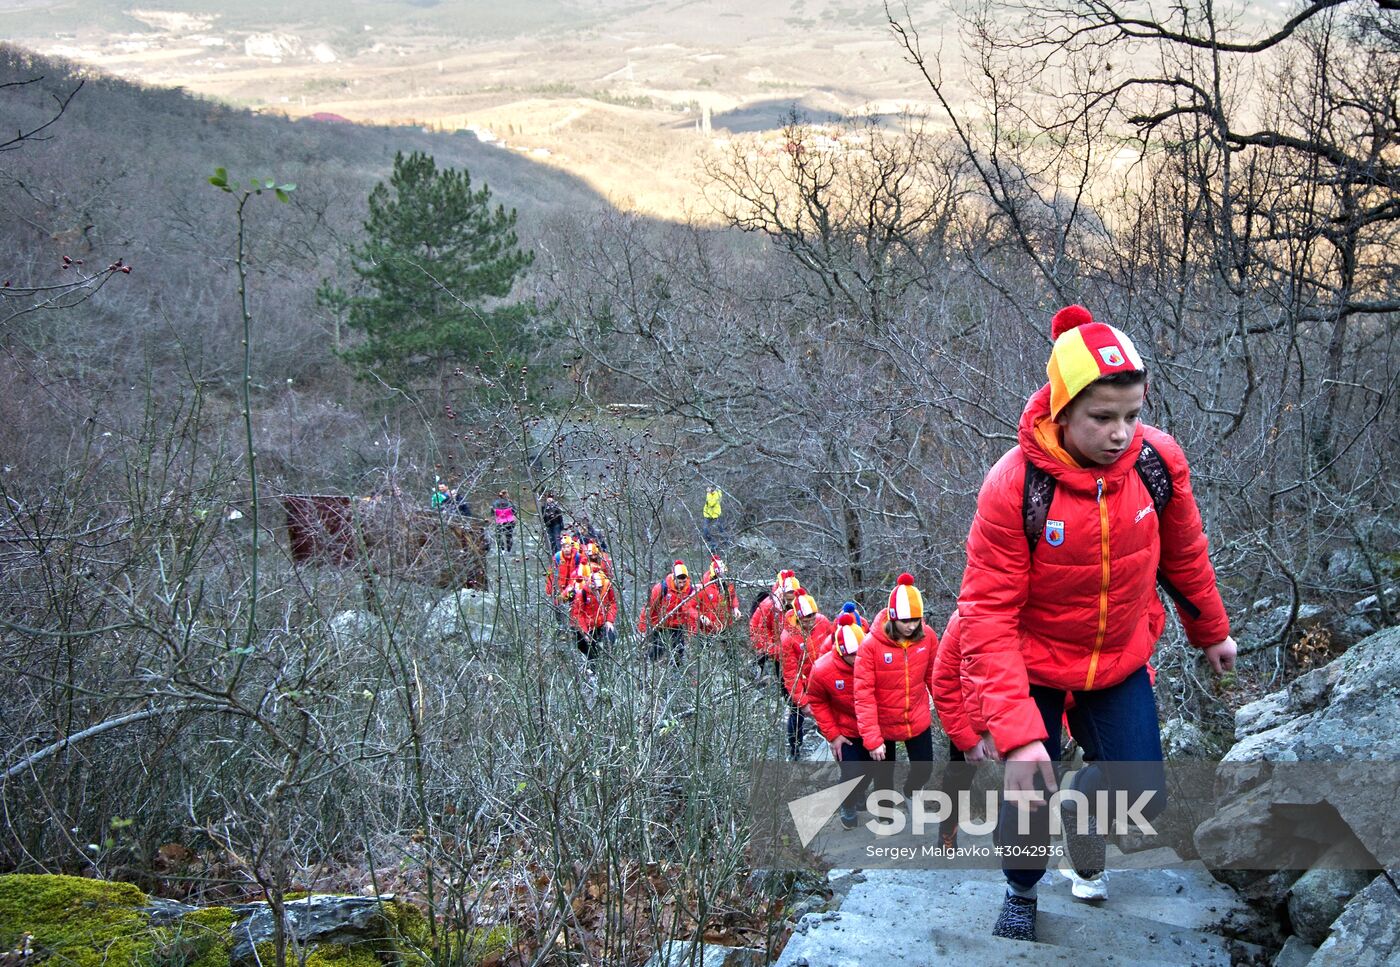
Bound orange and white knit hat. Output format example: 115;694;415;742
833;612;865;660
706;556;726;581
672;559;688;581
792;588;819;619
775;569;800;595
1046;305;1145;419
888;573;924;621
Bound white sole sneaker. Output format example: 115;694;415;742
1059;864;1109;901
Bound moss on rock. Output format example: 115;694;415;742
0;873;153;966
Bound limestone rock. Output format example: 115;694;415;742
1309;874;1400;966
229;894;396;965
1287;861;1378;946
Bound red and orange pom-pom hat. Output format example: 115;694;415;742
888;572;924;621
1046;304;1146;420
833;612;865;660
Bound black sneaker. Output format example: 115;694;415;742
1059;769;1106;880
991;892;1037;942
839;805;859;830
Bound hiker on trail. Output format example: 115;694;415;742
957;305;1236;943
853;573;938;805
638;560;699;663
540;492;565;553
563;563;618;663
702;486;726;552
805;612;869;829
695;555;741;635
430;483;450;509
584;540;614;580
750;569;799;679
491;490;517;552
575;514;608;551
779;588;832;760
546;535;584;628
931;611;999;852
453;486;472;518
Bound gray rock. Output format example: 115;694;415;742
1338;614;1379;645
1274;935;1318;967
229;894;397;965
1288;858;1379;946
1239;603;1330;656
142;897;198;926
1351;588;1397;617
327;610;386;648
424;588;498;644
1327;549;1374;585
644;941;762;967
1309;874;1400;966
1161;717;1227;759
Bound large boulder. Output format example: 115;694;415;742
425;588;498;644
1195;626;1400;952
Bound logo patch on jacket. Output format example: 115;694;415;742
1045;519;1066;546
883;653;893;664
1098;346;1125;366
1135;503;1155;523
835;679;845;690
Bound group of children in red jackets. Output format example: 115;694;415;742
749;305;1240;944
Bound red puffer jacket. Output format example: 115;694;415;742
805;650;860;742
749;594;783;658
853;608;938;750
958;384;1230;755
638;578;699;634
780;615;832;702
567;581;618;633
695;579;740;633
932;613;989;753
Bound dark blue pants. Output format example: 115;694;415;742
1000;664;1167;889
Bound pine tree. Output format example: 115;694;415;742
325;151;533;382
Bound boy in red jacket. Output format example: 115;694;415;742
806;612;868;829
931;613;998;850
695;556;741;635
750;569;799;675
638;559;700;664
853;573;939;805
958;305;1236;942
564;565;618;662
779;588;831;760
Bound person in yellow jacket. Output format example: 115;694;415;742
702;486;726;552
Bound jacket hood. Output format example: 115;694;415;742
1018;384;1145;491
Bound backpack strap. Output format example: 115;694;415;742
1134;440;1173;515
1022;459;1057;553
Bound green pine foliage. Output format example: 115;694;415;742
327;150;534;382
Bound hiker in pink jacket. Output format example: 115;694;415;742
491;489;517;551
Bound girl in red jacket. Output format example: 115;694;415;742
779;588;831;760
931;613;998;851
695;556;741;635
957;305;1237;942
806;612;868;829
749;569;799;672
853;574;938;804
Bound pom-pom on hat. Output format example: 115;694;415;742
888;573;924;621
840;601;867;629
777;569;801;595
792;588;819;619
833;612;865;659
1047;304;1146;420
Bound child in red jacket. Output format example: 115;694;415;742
695;556;741;635
779;588;831;760
638;560;699;664
564;565;618;662
750;569;799;674
930;613;998;850
957;305;1237;942
806;612;868;829
853;574;939;805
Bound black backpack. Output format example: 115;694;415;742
1020;440;1200;619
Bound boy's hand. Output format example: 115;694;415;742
1004;740;1056;810
1205;636;1238;674
831;736;851;760
869;743;888;761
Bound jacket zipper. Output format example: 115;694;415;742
1086;477;1110;689
902;645;911;734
